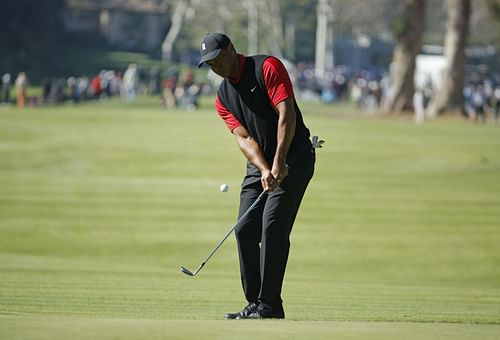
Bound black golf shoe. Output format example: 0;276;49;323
236;304;285;319
224;302;258;320
237;310;285;319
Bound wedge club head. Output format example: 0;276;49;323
180;263;205;277
180;266;194;276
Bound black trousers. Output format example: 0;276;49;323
235;153;315;311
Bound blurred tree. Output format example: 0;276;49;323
241;0;285;57
315;0;335;75
161;0;305;63
161;0;247;62
484;0;500;54
161;0;197;61
246;0;259;55
427;0;471;117
259;1;285;57
0;0;65;75
333;0;400;38
383;0;427;113
465;0;498;47
282;0;316;62
488;0;500;20
424;0;498;46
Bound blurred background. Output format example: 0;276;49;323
0;0;499;120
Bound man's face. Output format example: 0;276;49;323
207;46;236;78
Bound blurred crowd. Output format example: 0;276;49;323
0;64;205;111
293;62;500;123
294;63;386;112
1;62;499;123
463;72;500;123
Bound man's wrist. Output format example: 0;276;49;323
273;154;287;167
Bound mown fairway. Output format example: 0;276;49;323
1;99;499;339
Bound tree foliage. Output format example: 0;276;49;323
0;0;66;74
1;0;496;83
485;0;500;51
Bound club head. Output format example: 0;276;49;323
180;266;195;276
312;135;325;149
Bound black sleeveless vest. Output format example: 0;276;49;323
217;55;312;176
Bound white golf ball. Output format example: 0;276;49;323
220;184;229;192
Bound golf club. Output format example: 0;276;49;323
312;135;325;149
180;190;268;277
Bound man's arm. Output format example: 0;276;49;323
233;125;279;192
272;97;296;183
261;57;296;185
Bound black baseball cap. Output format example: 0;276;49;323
198;32;231;67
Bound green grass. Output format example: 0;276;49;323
1;99;500;339
54;48;163;78
54;47;205;80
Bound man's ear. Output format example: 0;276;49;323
227;43;237;55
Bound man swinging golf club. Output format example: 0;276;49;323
199;32;316;319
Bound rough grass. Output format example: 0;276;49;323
0;99;499;339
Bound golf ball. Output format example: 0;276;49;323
220;184;229;192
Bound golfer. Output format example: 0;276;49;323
199;32;315;319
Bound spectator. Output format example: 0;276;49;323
14;72;28;109
90;74;102;99
41;78;52;104
148;66;162;96
78;77;90;100
48;78;65;104
494;86;500;124
175;71;200;111
109;71;122;97
1;73;11;104
67;77;80;104
161;73;177;109
413;87;425;124
99;70;109;99
122;64;139;101
471;84;487;123
422;79;433;110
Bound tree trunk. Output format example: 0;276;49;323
427;0;471;117
162;0;190;61
268;1;284;57
258;0;284;57
383;0;426;114
284;15;296;60
247;0;258;55
314;0;335;77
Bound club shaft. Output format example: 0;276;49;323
195;190;267;274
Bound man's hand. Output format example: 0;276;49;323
233;125;278;191
271;161;288;187
261;168;279;192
